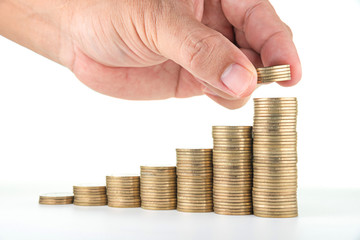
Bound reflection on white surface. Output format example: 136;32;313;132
1;186;360;240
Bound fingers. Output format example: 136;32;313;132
156;10;257;99
222;0;302;86
194;48;262;109
202;0;234;41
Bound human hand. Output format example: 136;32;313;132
1;0;301;109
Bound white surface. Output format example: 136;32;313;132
0;186;360;240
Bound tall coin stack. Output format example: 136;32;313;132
73;184;107;206
176;149;213;213
212;126;253;215
106;175;140;208
140;166;177;210
253;97;298;218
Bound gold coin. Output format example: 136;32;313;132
177;178;212;183
213;186;252;192
213;137;252;142
177;208;213;213
214;172;252;178
254;212;297;218
141;201;177;206
141;166;176;170
213;205;253;211
140;172;176;177
213;191;252;196
253;159;297;163
254;96;296;101
106;184;140;188
253;190;297;196
74;203;107;206
140;177;176;182
258;74;292;80
257;64;290;70
215;190;252;195
258;77;291;83
176;168;213;173
253;179;297;185
108;203;140;208
214;209;252;215
213;195;252;201
106;175;139;180
141;206;176;210
253;184;297;190
213;165;252;170
177;193;212;198
140;190;177;195
177;164;213;169
176;148;212;152
177;183;213;189
252;197;296;203
214;164;252;168
177;202;213;208
176;158;212;162
257;70;291;76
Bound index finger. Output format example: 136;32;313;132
222;0;302;86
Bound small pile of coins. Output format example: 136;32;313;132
253;97;298;218
176;149;213;212
106;175;140;208
73;184;107;206
140;166;177;210
39;193;74;205
257;65;291;84
212;126;253;215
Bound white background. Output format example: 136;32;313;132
1;0;360;239
1;0;359;189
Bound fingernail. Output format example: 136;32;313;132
221;64;255;96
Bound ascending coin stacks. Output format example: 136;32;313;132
252;97;298;218
73;184;107;206
140;166;177;210
212;126;253;215
106;175;140;208
176;149;213;212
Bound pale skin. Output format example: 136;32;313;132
0;0;301;109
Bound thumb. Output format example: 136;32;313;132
156;14;257;98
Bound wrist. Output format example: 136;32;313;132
0;0;74;67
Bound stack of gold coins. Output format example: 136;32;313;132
212;126;253;215
257;65;291;84
253;97;298;218
176;149;213;213
106;175;140;208
73;184;107;206
39;193;74;205
140;166;177;210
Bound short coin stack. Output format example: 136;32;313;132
212;126;253;215
73;184;107;206
106;175;140;208
253;97;298;218
39;193;74;205
257;65;291;84
140;166;177;210
176;149;213;213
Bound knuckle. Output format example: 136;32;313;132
181;31;220;70
284;23;293;38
